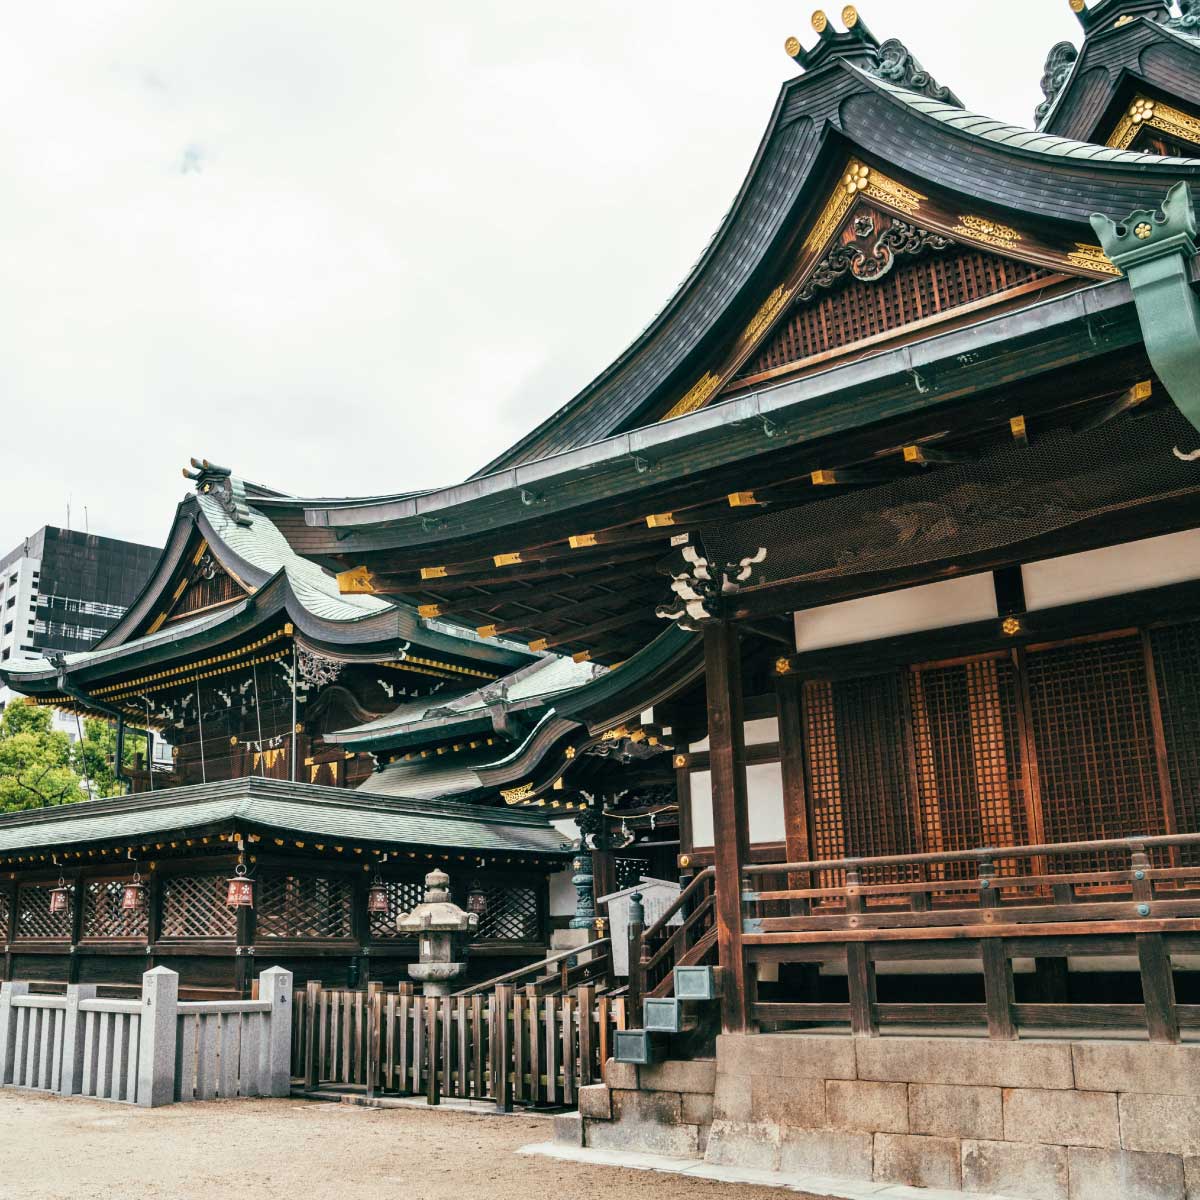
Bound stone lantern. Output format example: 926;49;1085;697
397;868;479;997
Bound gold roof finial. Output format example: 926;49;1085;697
812;9;829;33
784;34;802;57
842;5;859;27
1069;0;1085;11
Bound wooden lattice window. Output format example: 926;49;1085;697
909;656;1029;879
1025;635;1164;869
614;858;651;889
1149;620;1200;864
82;880;149;939
740;249;1053;381
256;875;353;940
0;890;9;938
160;874;237;939
15;884;72;940
367;878;423;940
802;672;920;885
476;884;540;942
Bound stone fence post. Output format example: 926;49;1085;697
137;966;179;1107
59;983;98;1095
259;965;293;1097
0;981;29;1085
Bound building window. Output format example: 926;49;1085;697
2;622;10;636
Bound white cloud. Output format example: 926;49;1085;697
0;0;1080;551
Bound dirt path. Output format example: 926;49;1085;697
0;1093;836;1200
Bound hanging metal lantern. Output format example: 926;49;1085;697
121;871;146;911
49;876;70;914
466;881;488;916
366;875;389;914
225;862;254;908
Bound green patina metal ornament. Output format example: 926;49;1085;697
1091;182;1200;452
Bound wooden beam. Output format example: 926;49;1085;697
527;611;641;653
704;621;751;1033
476;589;657;640
811;468;891;487
902;444;975;466
1076;380;1152;432
1010;415;1028;447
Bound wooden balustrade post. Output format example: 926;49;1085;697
704;620;751;1033
626;893;644;1025
577;985;595;1087
1132;844;1178;1042
843;868;877;1037
977;857;1016;1039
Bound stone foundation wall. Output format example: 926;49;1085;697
571;1035;1200;1200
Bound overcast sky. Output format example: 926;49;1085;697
0;0;1080;553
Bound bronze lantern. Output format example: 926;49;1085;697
121;871;146;911
49;877;70;914
225;863;254;908
466;881;488;917
366;875;389;914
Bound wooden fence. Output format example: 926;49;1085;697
294;980;628;1108
0;966;292;1106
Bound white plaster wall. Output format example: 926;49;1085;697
793;572;998;653
689;760;787;849
1022;528;1200;611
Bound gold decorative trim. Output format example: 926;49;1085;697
1066;243;1121;276
662;371;721;420
1108;95;1200;151
737;285;792;348
501;782;535;805
493;552;522;568
950;214;1022;250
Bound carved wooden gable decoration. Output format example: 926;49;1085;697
661;159;1118;421
143;538;250;636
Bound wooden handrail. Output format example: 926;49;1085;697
743;831;1200;878
450;938;611;997
641;867;715;940
642;892;715;975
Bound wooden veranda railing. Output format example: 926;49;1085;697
627;868;717;1017
451;937;613;998
292;979;628;1109
741;831;1200;1042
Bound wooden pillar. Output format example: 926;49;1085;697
146;867;163;972
704;621;751;1033
67;869;85;984
1;878;15;982
776;673;811;880
234;891;256;998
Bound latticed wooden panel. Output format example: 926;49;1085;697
82;880;149;939
1025;635;1164;870
802;672;920;885
741;249;1052;380
1149;620;1200;864
368;878;423;939
477;884;540;942
160;874;237;939
15;884;72;940
909;656;1028;879
614;858;650;889
257;874;353;940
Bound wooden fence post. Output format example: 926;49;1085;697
58;983;97;1096
425;997;440;1106
492;985;512;1113
136;967;179;1108
0;981;28;1086
366;982;383;1101
627;893;644;1024
303;980;321;1091
577;985;595;1087
259;966;294;1097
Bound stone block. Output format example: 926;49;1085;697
639;1058;716;1095
578;1084;611;1120
1185;1155;1199;1199
611;1087;681;1126
1003;1087;1120;1148
554;1112;583;1147
857;1036;1075;1089
704;1120;781;1171
751;1075;826;1129
910;1083;1003;1141
717;1032;856;1080
713;1071;753;1122
586;1117;699;1158
1074;1043;1200;1098
1068;1148;1185;1200
603;1058;638;1090
961;1139;1068;1200
682;1092;714;1127
778;1127;873;1179
1121;1094;1200;1158
826;1080;909;1134
873;1132;962;1190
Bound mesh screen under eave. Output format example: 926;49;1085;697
700;405;1200;587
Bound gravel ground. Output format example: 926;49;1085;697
0;1092;836;1200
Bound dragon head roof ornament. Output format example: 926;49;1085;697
785;7;961;106
182;457;253;527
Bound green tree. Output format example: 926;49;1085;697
0;701;84;810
